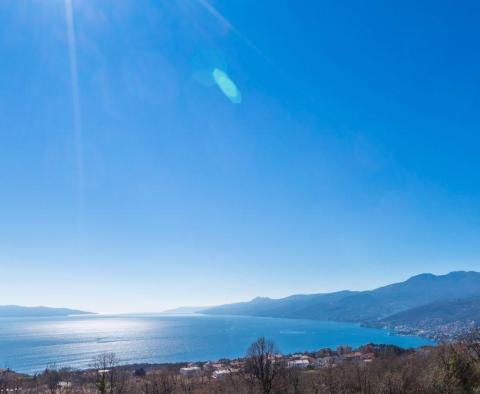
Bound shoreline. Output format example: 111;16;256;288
3;341;431;378
0;314;435;375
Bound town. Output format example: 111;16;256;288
0;339;451;393
177;343;382;380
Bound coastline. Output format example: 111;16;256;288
2;341;428;377
0;313;434;374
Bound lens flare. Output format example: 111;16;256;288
64;0;85;234
212;68;242;104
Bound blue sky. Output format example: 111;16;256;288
0;0;479;313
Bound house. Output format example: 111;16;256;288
314;356;335;368
180;366;201;377
287;359;310;368
212;368;239;379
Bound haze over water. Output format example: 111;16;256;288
0;314;433;374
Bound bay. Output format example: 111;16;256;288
0;314;433;374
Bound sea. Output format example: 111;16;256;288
0;313;434;374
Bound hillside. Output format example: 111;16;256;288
0;305;93;317
202;271;480;323
377;296;480;328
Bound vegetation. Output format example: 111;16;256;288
2;330;480;393
377;296;480;328
202;272;480;327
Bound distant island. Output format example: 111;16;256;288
163;306;209;314
0;305;94;318
197;271;480;341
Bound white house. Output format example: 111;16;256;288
180;366;201;377
287;359;309;368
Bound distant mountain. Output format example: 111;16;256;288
377;296;480;328
202;271;480;323
163;306;209;314
0;305;93;317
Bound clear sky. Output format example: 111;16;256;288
1;0;479;313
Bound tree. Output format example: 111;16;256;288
92;352;128;394
143;371;178;394
44;364;61;394
245;337;281;394
461;326;480;361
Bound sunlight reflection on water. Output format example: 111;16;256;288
0;314;433;374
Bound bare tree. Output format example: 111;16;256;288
277;366;303;394
92;352;128;394
0;370;21;394
179;376;195;394
44;363;61;394
144;371;178;394
245;337;281;394
460;326;480;361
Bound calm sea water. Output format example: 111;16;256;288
0;314;433;373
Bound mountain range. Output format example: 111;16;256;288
0;305;93;317
201;271;480;336
4;271;480;339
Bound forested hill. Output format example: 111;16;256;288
201;271;480;324
377;296;480;328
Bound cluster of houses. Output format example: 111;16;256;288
179;361;242;380
281;344;376;369
179;345;377;380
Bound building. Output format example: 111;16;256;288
180;366;201;377
287;359;310;368
58;381;72;389
212;368;239;379
314;356;336;368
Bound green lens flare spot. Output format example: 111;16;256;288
212;68;242;104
